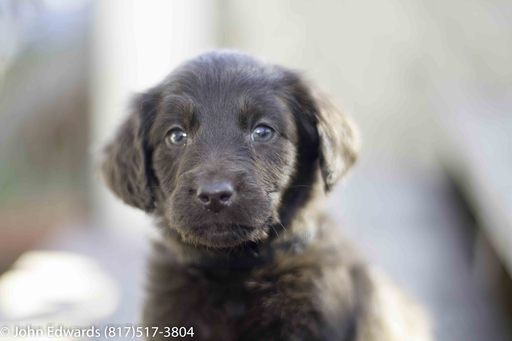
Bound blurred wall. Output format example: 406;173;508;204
0;0;91;271
220;0;512;170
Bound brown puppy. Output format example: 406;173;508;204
101;51;431;340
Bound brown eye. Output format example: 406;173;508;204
165;128;188;146
251;124;275;142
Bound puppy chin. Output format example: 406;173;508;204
163;206;277;249
177;223;270;249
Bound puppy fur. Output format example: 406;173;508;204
101;51;431;340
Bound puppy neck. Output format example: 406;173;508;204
151;226;309;272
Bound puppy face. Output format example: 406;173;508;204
150;71;299;248
101;52;358;249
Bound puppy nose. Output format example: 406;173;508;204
196;181;235;212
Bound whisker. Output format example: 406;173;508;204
276;221;288;233
270;224;279;238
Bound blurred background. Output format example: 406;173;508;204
0;0;511;340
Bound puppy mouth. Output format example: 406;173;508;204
179;223;270;249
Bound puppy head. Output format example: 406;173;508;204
101;51;358;249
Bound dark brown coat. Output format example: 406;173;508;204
101;51;431;341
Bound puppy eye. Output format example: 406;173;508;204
165;127;188;146
251;124;275;142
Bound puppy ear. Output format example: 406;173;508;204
101;90;160;212
312;88;360;191
286;73;359;191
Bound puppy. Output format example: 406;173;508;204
101;51;431;340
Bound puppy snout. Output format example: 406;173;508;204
196;181;235;213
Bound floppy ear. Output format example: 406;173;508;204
287;74;360;191
101;90;160;212
312;88;360;191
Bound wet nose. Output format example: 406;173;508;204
196;181;235;212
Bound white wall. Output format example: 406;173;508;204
220;0;512;169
